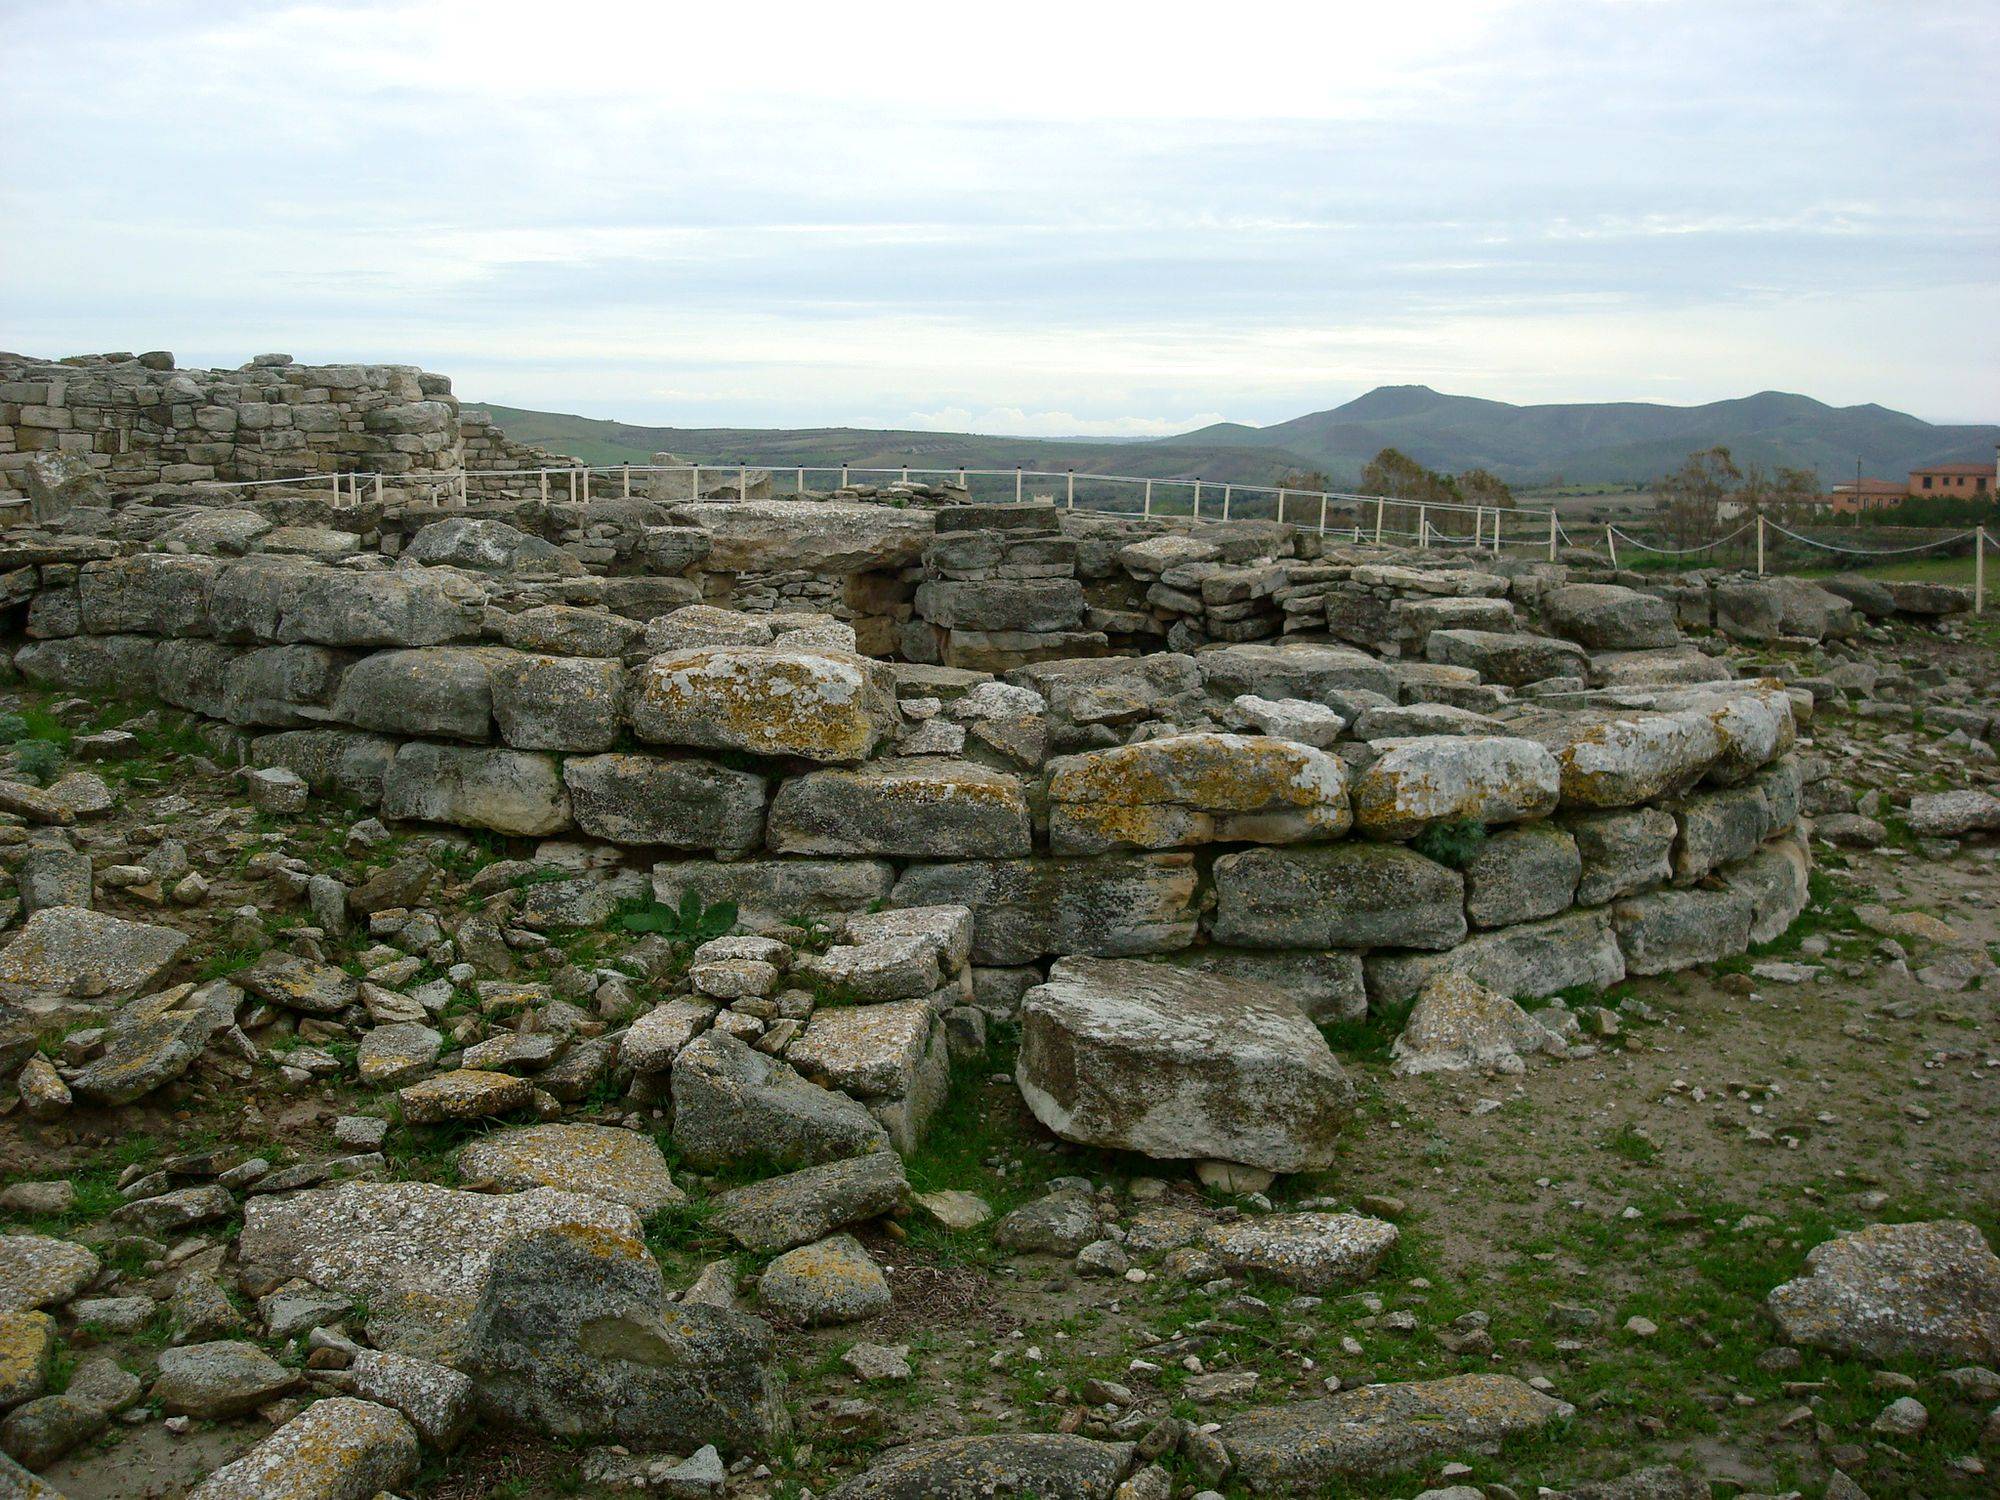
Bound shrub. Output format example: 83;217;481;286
12;739;63;787
1410;817;1487;869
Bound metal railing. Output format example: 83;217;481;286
194;461;1567;558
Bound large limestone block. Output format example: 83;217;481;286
767;759;1032;858
789;1001;950;1154
456;1125;684;1214
402;517;581;576
802;906;973;1003
1462;822;1580;927
1047;732;1350;855
251;729;398;804
631;646;899;763
1351;563;1508;596
380;743;571;837
1007;654;1202;753
1019;957;1353;1173
149;638;242;720
1210;845;1465;951
1351;734;1560;840
709;1153;909;1254
185;1396;419;1500
1539;583;1681;651
459;1223;785;1450
675;500;933;573
1612;886;1754;974
275;565;486;648
891;855;1199;965
1216;1374;1574;1490
0;906;189;1012
915;578;1084;632
1767;1219;2000;1363
235;1181;642;1359
1390;971;1570;1074
670;1032;891;1170
825;1433;1134;1500
1426;629;1587;687
1363;906;1626;1007
1194;642;1399;703
1565;806;1677;905
1169;947;1367;1024
565;753;766;853
1638;685;1794;786
1719;832;1810;944
1202;1212;1398;1289
1507;707;1723;808
1671;783;1774;884
489;653;625;752
78;554;218;637
222;644;351;728
652;858;895;933
14;634;158;696
331;647;511;742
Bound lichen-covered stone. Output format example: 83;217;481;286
185;1395;420;1500
1767;1220;2000;1363
331;646;507;742
768;759;1032;858
1216;1374;1574;1489
1462;823;1580;927
710;1153;909;1253
489;652;626;752
1539;583;1681;651
1566;806;1678;905
1509;706;1724;809
456;1124;685;1214
150;1340;299;1418
1210;845;1464;951
801;906;972;1003
236;1181;642;1360
0;906;189;1011
1363;907;1626;1007
1202;1213;1398;1290
459;1222;786;1450
565;753;767;853
826;1433;1136;1499
1351;734;1560;840
671;1032;890;1170
789;1001;950;1153
381;742;572;837
758;1233;892;1326
652;858;896;934
397;1068;533;1124
891;856;1199;965
1390;971;1570;1074
1046;732;1350;855
631;646;898;763
0;1237;100;1314
1426;629;1588;687
1613;886;1755;974
1017;957;1353;1174
0;1311;56;1409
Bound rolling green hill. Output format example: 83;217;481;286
471;388;1998;490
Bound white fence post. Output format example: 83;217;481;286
1418;505;1428;549
568;468;578;503
1192;480;1201;520
1222;484;1232;520
373;474;383;506
622;464;631;498
840;464;849;489
1143;479;1153;518
1756;515;1766;575
1605;524;1619;569
457;471;467;508
797;467;805;495
690;464;700;499
1374;497;1385;546
1066;470;1075;509
1977;526;1987;616
1548;508;1558;561
739;465;748;501
539;470;548;503
1317;494;1328;533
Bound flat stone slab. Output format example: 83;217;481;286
826;1433;1136;1499
1215;1374;1575;1489
185;1396;420;1500
759;1233;892;1325
396;1068;532;1124
1017;957;1353;1175
1202;1213;1399;1290
456;1124;685;1214
235;1181;642;1359
710;1152;908;1253
0;1235;101;1314
0;906;188;1011
1767;1219;2000;1364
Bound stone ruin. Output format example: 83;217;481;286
0;354;1991;1498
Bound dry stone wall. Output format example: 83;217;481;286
2;522;1831;1026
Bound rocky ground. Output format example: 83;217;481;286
0;613;1995;1500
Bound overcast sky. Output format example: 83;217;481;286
3;1;1995;433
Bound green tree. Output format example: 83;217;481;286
1457;467;1514;508
1655;446;1743;551
1361;447;1459;503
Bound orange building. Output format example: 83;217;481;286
1908;461;1995;497
1828;478;1905;514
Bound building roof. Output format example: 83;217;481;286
1908;462;1997;477
1832;478;1904;494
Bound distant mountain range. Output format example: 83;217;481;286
474;387;1999;491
